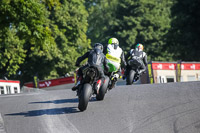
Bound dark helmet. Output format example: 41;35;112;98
94;43;103;52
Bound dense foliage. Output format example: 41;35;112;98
167;0;200;61
87;0;173;61
0;0;90;82
0;0;199;83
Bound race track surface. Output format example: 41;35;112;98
0;81;200;133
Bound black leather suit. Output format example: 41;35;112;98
76;48;109;79
125;49;148;75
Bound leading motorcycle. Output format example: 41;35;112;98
126;60;142;85
126;69;141;85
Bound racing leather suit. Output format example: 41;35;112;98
125;49;147;75
75;48;109;80
104;44;127;74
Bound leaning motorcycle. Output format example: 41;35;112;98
77;66;109;111
126;59;142;85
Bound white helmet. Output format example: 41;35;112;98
108;38;119;49
108;38;119;45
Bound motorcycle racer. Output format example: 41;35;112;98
72;43;109;92
124;43;148;80
103;37;127;87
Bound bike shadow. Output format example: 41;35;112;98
29;97;97;105
5;106;80;117
6;97;99;117
29;98;79;104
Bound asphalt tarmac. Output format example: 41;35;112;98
0;81;200;133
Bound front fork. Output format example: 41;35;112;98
108;77;117;90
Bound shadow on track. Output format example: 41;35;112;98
29;97;97;105
5;106;80;117
6;97;99;117
29;98;79;104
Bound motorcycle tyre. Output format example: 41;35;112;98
78;83;92;111
96;76;109;101
126;70;136;85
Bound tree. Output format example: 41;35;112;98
0;0;57;81
86;0;118;46
86;0;173;61
47;0;90;78
167;0;200;61
0;0;90;83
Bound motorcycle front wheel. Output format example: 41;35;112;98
126;70;136;85
78;83;92;111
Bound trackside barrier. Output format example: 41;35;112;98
150;61;200;83
24;76;75;88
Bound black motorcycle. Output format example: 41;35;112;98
126;59;142;85
77;66;109;111
126;69;141;85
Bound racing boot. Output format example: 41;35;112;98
138;69;145;75
71;76;82;91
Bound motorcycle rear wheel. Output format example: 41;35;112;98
78;83;92;111
126;70;136;85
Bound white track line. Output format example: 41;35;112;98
0;113;6;133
